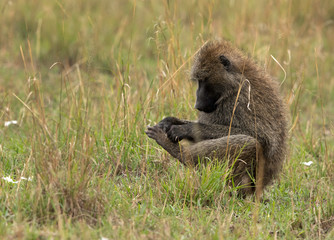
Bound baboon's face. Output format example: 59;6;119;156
194;80;221;113
193;55;232;113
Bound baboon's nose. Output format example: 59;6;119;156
195;103;216;113
194;102;202;111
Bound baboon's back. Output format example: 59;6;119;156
193;40;288;187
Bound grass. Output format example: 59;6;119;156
0;0;333;239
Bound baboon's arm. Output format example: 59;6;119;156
156;117;192;132
146;125;257;166
163;121;245;142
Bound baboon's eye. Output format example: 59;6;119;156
219;55;231;70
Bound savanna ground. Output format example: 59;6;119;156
0;0;333;239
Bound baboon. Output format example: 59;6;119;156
146;40;288;197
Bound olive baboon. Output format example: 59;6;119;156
146;40;288;196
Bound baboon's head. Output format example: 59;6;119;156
191;40;247;113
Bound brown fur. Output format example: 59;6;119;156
146;40;288;196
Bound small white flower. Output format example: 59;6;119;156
2;176;33;183
101;237;109;240
21;177;33;181
302;161;313;166
2;176;18;183
4;120;18;127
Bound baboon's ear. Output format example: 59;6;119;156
219;55;231;70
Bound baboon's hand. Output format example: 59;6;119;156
146;125;183;161
156;117;185;133
167;124;193;143
146;125;170;147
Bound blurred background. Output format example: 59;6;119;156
1;0;333;126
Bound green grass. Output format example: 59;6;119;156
0;0;333;239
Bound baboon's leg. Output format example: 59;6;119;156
147;126;258;164
146;125;265;196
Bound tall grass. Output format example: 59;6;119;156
0;0;333;239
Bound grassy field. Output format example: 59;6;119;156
0;0;333;239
